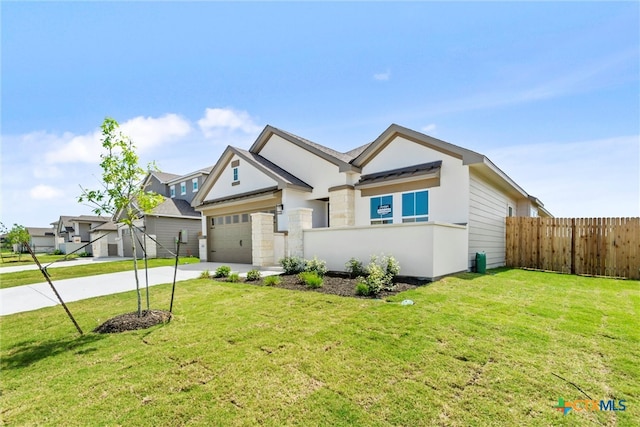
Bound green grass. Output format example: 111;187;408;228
0;257;200;289
0;253;71;268
1;269;638;426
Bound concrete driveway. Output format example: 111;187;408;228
0;262;281;316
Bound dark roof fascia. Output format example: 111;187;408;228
197;186;280;208
351;124;485;168
250;125;361;173
355;161;442;187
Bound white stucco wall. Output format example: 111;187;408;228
303;222;468;279
279;189;327;230
258;134;347;199
204;153;278;202
355;136;470;225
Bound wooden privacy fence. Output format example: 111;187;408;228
506;217;640;280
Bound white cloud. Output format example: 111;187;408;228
421;124;437;134
29;184;64;200
198;108;262;138
120;114;192;153
373;69;391;81
44;131;102;164
41;114;191;165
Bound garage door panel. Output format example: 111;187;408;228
208;215;252;264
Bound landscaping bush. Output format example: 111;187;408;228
214;265;231;278
78;252;91;257
354;255;401;297
199;269;211;279
246;269;262;281
305;256;327;277
227;272;240;283
298;271;323;289
52;249;64;255
345;257;366;278
355;281;371;296
279;256;306;275
263;275;282;287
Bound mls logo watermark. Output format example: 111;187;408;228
554;397;627;415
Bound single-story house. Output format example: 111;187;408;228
26;227;56;253
192;124;551;280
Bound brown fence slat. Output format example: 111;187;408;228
506;217;640;280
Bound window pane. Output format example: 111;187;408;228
233;215;239;224
416;191;428;215
402;193;414;216
242;214;249;223
416;216;429;222
370;197;379;219
225;216;231;224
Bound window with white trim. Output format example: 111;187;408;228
180;182;186;195
370;195;393;225
192;178;198;192
233;167;239;182
402;190;429;223
170;185;176;198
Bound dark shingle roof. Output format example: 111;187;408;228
273;127;356;164
26;227;56;236
153;171;182;183
150;198;200;218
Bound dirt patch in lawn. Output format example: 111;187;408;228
238;272;426;299
93;310;172;334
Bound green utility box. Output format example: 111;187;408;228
476;252;486;274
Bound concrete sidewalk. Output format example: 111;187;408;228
0;262;282;316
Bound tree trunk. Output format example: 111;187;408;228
129;225;142;317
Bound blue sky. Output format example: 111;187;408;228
2;1;639;227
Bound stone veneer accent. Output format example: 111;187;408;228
329;186;355;227
251;213;275;266
287;208;313;258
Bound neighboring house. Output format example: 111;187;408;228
51;215;112;255
90;221;119;257
26;227;56;253
116;167;212;258
192;124;551;280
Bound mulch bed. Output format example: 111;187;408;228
95;273;427;334
240;272;427;299
93;309;172;334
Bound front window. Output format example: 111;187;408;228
192;178;198;192
233;167;239;182
180;182;186;195
370;195;393;225
402;191;429;222
170;185;176;198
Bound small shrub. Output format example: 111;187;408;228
279;256;306;275
246;269;262;281
214;265;231;278
356;255;401;296
264;275;282;287
52;249;64;255
227;272;240;283
355;281;371;296
305;256;327;277
298;271;323;289
78;252;91;257
345;257;366;278
199;269;211;279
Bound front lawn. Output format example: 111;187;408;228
1;269;637;426
0;253;69;267
0;257;200;289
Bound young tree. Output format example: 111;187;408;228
5;223;30;260
78;118;164;317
